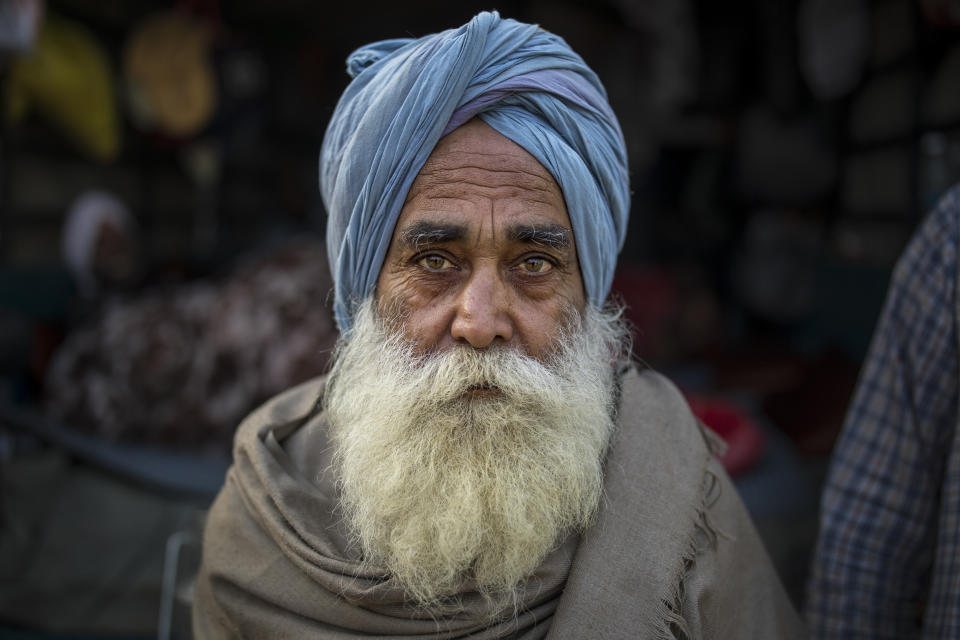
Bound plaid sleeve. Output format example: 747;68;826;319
806;186;960;639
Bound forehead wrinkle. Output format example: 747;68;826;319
406;173;562;208
408;189;562;211
419;163;554;184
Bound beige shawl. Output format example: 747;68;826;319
193;366;804;638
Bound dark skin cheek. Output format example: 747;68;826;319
507;272;573;302
384;263;572;309
384;277;577;322
377;288;579;357
376;266;450;333
376;252;586;357
379;262;457;303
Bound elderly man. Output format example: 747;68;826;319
193;13;803;638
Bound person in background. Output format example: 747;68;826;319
61;189;142;299
193;13;804;638
44;240;336;447
807;184;960;638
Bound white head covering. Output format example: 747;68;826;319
62;189;135;296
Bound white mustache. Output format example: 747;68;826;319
412;345;563;405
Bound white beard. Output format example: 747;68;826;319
323;298;628;611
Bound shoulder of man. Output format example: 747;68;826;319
614;365;726;455
194;375;337;638
550;364;805;639
228;375;327;458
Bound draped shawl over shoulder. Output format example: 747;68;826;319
193;367;805;638
320;11;630;331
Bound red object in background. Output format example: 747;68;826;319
685;394;766;476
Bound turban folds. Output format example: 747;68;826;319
321;11;629;331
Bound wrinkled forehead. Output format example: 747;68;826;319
402;119;570;222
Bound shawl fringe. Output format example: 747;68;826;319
656;466;727;640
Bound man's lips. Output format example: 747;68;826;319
464;383;501;398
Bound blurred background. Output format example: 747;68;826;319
0;0;958;637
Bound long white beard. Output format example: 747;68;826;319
323;298;628;611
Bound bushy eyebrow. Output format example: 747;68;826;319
507;223;571;250
399;221;467;249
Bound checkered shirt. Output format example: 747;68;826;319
806;185;960;638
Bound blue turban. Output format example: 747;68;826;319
321;11;630;331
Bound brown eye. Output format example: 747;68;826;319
521;257;552;273
418;254;453;271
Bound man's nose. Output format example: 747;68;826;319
450;265;514;348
